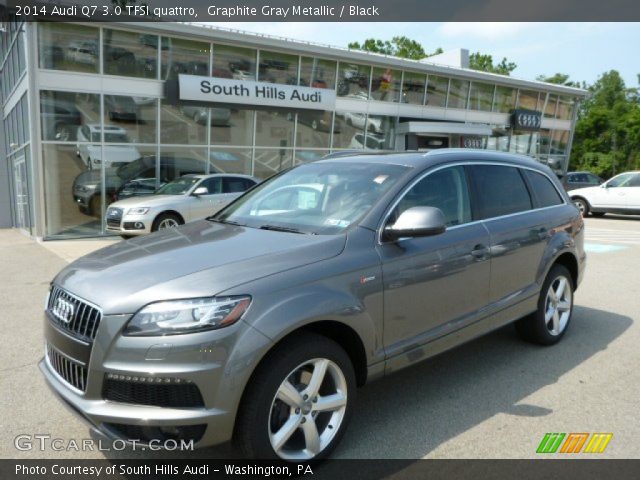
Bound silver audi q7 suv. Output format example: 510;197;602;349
41;150;586;460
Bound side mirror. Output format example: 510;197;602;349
192;186;208;196
383;206;446;242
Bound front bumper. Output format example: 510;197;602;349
40;309;272;448
105;212;154;236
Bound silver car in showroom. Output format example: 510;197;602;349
105;173;259;237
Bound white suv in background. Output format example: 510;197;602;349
569;171;640;216
76;124;141;169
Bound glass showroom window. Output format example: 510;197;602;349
103;28;157;79
299;57;336;89
161;99;207;145
38;23;99;73
40;90;99;142
158;146;208;181
509;130;533;155
486;127;510;152
401;71;426;105
556;96;575;120
295;150;330;165
493;86;516;113
533;129;551;158
337;62;371;99
254;148;293;180
161;36;210;81
103;95;157;143
468;82;495;111
296;110;334;149
363;115;396;150
212;44;256;80
211;107;254;146
255;109;294;148
332;110;368;149
517;90;541;111
425;75;448;108
550;130;569;156
447;79;470;110
258;50;299;85
208;147;252;175
544;94;559;118
371;67;401;102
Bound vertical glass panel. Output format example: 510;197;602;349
40;91;99;141
468;82;495;111
212;44;256;79
254;148;293;180
295;110;334;149
556;96;575;120
255;109;294;147
447;79;470;109
402;71;426;105
21;94;30;143
544;94;559;118
211;107;254;146
103;29;157;79
299;57;336;89
294;150;329;165
337;62;371;99
258;50;298;85
517;90;540;111
43;144;102;237
371;67;401;102
362;115;396;150
509;131;533;155
103;95;157;143
38;23;99;73
426;75;448;107
158;146;208;183
161;100;207;145
161;37;210;81
493;86;516;113
333;111;368;149
533;129;551;157
208;147;252;175
550;130;569;156
486;127;510;151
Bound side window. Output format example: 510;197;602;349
607;173;633;188
628;174;640;187
200;177;222;194
392;166;472;227
524;170;563;208
223;177;249;193
468;165;532;219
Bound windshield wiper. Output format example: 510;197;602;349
259;224;307;234
207;217;244;226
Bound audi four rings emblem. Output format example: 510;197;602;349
53;297;75;324
517;113;541;129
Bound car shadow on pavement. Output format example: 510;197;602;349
99;305;630;465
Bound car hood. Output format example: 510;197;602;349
53;220;347;314
87;144;141;159
109;195;185;209
74;169;124;189
567;186;600;196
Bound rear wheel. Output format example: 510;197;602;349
573;198;589;216
516;265;574;345
234;333;355;460
151;213;183;232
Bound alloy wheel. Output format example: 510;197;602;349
544;275;572;336
158;218;179;229
268;358;348;460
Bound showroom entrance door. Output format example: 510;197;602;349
11;154;31;231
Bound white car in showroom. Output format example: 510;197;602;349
76;124;141;169
569;170;640;216
105;173;260;238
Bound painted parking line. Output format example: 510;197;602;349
584;243;628;253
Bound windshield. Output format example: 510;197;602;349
607;173;635;188
155;177;200;195
212;162;409;235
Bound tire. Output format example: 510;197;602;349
516;265;574;345
89;195;101;218
234;332;356;460
151;212;183;232
573;198;589;216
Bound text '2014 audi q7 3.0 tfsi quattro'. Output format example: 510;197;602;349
40;150;585;460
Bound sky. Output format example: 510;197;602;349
203;22;640;87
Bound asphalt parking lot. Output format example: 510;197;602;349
1;215;639;459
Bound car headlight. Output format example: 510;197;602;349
123;296;251;336
127;207;150;215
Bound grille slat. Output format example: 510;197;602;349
106;207;123;228
48;286;102;342
103;377;205;408
46;344;88;392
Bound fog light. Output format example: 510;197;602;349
105;373;192;384
135;222;144;229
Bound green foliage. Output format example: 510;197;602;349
536;73;583;88
570;70;640;177
347;37;441;60
469;52;517;75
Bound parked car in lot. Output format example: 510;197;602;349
76;124;142;169
40;97;82;141
561;171;604;191
104;95;138;122
42;150;584;460
181;105;231;126
105;174;259;237
569;171;640;216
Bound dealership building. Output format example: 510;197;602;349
0;17;588;239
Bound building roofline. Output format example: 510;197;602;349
112;21;588;98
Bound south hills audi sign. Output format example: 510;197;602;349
176;74;336;110
511;109;543;131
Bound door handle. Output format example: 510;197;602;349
470;244;489;260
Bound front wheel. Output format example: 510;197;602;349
516;265;574;345
573;198;589;216
151;213;183;232
234;333;356;460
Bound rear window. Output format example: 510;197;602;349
468;165;532;219
525;170;564;207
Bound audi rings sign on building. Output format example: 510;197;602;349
512;109;542;131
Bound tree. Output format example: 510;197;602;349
536;73;583;88
347;37;441;60
468;52;517;76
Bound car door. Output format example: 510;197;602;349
624;173;640;210
187;177;223;221
377;165;491;360
466;164;547;306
